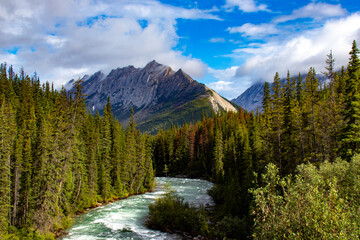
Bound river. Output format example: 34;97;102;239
59;177;214;240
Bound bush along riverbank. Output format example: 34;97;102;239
146;184;210;239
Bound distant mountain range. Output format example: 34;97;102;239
232;81;265;113
232;74;327;112
67;60;237;133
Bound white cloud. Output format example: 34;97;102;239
208;80;232;91
118;1;221;21
207;66;250;99
224;0;268;12
275;2;347;23
0;0;219;88
235;13;360;83
209;37;226;43
228;23;278;38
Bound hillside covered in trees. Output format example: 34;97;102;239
0;69;155;239
151;40;360;238
1;40;360;239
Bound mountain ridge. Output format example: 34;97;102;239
232;74;327;112
68;60;237;132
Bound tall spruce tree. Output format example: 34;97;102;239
270;72;283;173
213;128;224;182
304;67;319;161
342;40;360;159
0;99;16;235
282;71;296;173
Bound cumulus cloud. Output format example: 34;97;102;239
0;0;218;87
227;23;279;38
275;2;347;23
235;13;360;82
224;0;268;13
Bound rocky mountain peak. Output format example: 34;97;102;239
68;60;237;132
144;60;166;73
174;68;193;83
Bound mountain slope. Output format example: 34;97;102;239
232;74;327;112
232;82;265;112
69;60;237;132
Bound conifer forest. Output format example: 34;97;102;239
0;70;155;238
1;41;360;239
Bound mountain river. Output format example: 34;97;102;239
59;177;214;240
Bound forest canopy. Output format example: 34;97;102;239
150;40;360;239
0;70;155;239
0;40;359;239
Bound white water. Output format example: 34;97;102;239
59;177;214;240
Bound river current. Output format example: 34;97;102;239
59;177;214;240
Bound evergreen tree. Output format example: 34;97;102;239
111;120;125;197
341;40;360;159
303;67;320;161
125;108;138;194
261;82;271;163
213;128;224;182
0;99;16;235
99;99;113;201
0;65;156;238
270;72;283;173
324;50;335;83
282;72;297;173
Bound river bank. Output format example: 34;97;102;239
58;177;214;240
55;189;155;239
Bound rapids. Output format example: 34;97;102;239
59;177;214;240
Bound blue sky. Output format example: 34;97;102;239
1;0;360;99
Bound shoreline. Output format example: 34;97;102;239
55;176;214;239
55;189;154;239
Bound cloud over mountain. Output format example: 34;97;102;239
0;0;218;87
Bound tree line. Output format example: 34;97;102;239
0;40;359;239
0;68;155;239
151;40;360;238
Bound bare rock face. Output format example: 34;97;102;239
68;60;236;132
232;82;265;113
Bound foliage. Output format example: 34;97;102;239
146;184;209;237
1;40;359;239
251;154;360;239
151;41;360;238
0;66;155;239
138;97;213;134
214;216;248;240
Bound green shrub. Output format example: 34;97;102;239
146;184;209;236
251;155;360;239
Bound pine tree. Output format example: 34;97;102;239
341;40;360;159
303;67;319;161
125;108;138;194
293;73;306;161
282;71;297;173
0;99;16;235
143;135;155;191
98;99;113;201
111;119;125;197
213;128;224;182
83;112;99;205
134;134;146;193
11;130;23;226
261;82;271;163
32;111;59;233
270;72;283;173
324;50;335;83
